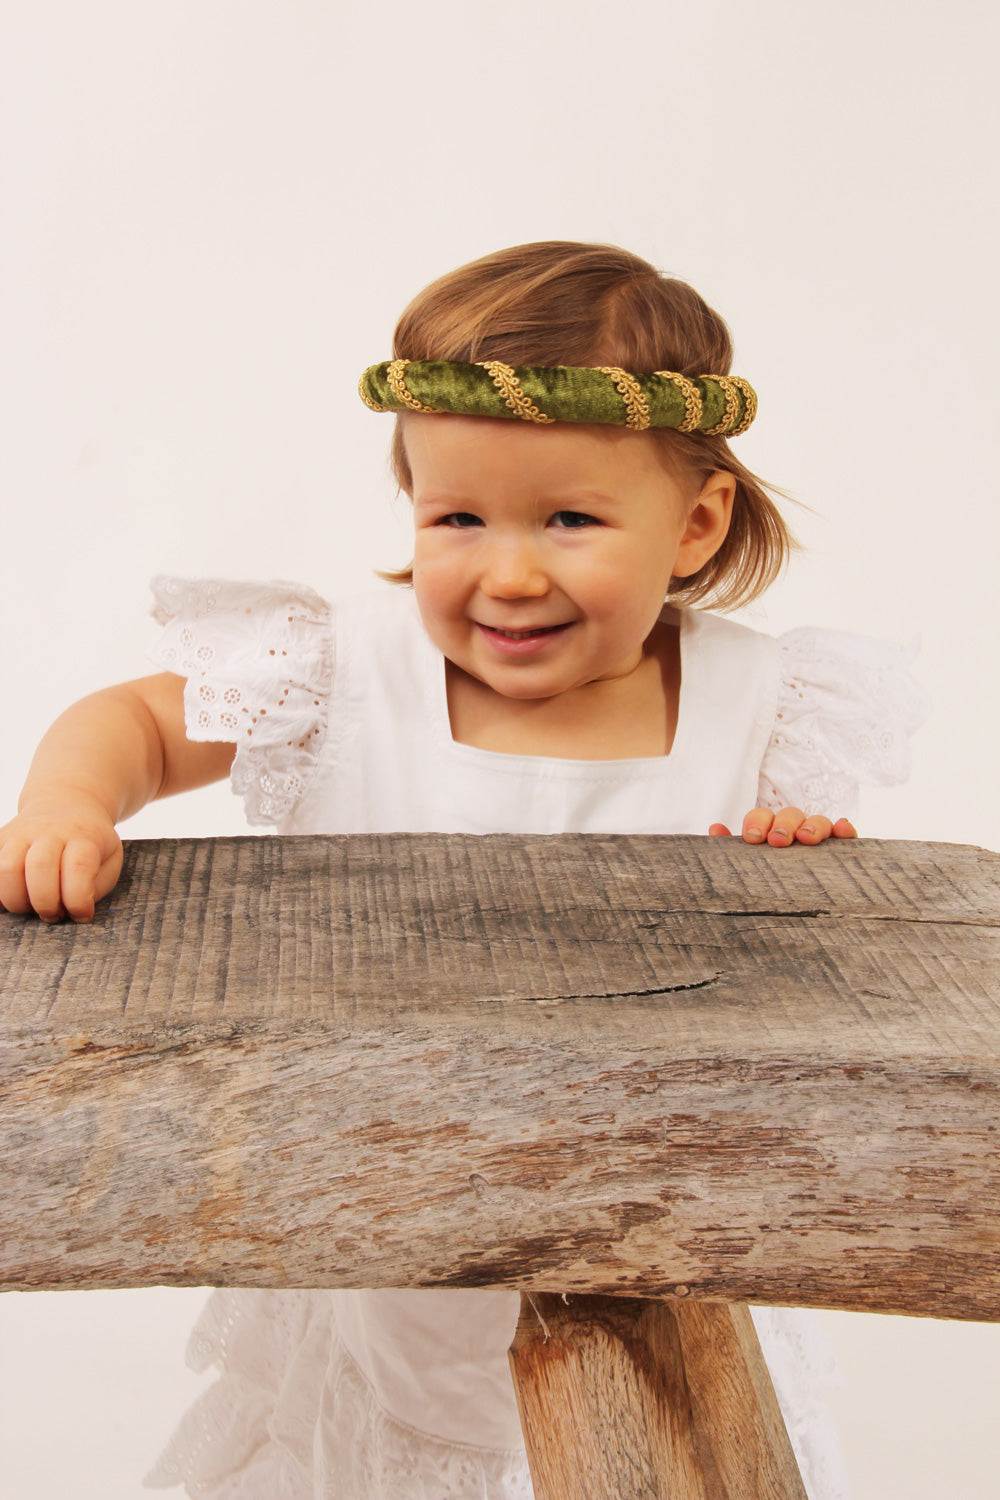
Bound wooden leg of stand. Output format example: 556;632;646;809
508;1293;808;1500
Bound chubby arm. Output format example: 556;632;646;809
0;674;235;923
709;808;857;846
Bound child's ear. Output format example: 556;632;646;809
672;471;736;577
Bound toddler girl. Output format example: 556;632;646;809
0;241;926;1499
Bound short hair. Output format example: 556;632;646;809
384;241;794;609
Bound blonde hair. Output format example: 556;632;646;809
384;241;794;610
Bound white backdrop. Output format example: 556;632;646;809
1;3;998;1496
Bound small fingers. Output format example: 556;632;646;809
0;813;122;923
22;835;69;923
724;808;857;850
60;840;105;923
742;807;818;847
766;807;809;846
746;809;858;847
708;823;732;837
794;815;858;844
0;835;32;915
794;815;833;845
92;841;125;910
741;808;776;844
14;834;110;923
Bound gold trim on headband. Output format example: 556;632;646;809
598;367;651;431
727;376;758;437
702;375;740;437
386;359;441;414
358;360;757;436
655;371;703;432
478;361;555;424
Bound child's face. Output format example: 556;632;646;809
406;415;728;704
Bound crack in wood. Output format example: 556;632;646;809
642;908;998;928
482;975;726;1005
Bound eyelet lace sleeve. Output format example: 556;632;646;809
758;627;931;818
148;575;332;827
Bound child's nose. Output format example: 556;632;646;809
482;540;548;597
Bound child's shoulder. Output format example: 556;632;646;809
670;604;781;688
674;604;930;800
675;603;926;700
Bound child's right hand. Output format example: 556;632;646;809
0;796;123;924
1;674;236;925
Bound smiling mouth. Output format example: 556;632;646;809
480;623;569;639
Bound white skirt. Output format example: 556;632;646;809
145;1287;851;1499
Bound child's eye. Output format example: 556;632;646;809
437;512;484;528
551;510;598;529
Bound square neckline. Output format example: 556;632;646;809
422;600;695;777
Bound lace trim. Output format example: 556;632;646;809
148;576;333;827
144;1290;535;1500
758;627;930;816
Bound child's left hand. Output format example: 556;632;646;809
709;807;857;846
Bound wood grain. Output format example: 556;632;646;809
509;1292;807;1499
1;833;997;1316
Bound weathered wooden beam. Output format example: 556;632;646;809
509;1292;807;1499
1;834;998;1318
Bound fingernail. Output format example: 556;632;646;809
771;829;790;844
745;828;764;842
801;823;815;836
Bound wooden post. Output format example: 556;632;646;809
509;1293;806;1500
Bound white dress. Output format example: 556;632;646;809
143;578;928;1500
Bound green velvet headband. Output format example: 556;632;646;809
358;359;757;436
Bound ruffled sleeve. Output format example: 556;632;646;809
148;575;332;827
757;627;931;819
